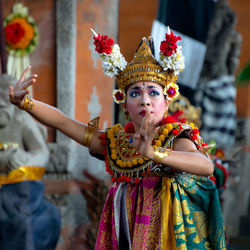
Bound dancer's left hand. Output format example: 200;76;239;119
133;108;159;159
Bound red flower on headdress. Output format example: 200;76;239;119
160;32;181;57
93;34;114;54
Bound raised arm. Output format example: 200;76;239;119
133;111;214;176
9;66;105;156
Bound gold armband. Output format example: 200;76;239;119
153;147;171;163
21;96;35;111
82;117;100;147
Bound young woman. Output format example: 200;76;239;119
9;29;226;249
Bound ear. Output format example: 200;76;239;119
121;102;127;112
165;99;170;109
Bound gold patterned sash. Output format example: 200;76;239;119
161;177;177;249
0;166;45;186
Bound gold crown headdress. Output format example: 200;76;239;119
91;27;185;104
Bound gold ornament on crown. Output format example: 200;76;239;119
116;38;178;91
91;27;184;103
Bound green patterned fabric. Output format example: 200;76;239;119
171;175;226;249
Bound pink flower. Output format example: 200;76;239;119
94;34;114;54
113;89;126;104
166;87;176;97
163;83;179;100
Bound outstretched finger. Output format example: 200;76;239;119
140;109;153;136
139;109;150;132
22;77;37;89
143;114;159;141
20;66;31;82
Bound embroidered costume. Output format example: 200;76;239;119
95;122;226;249
90;27;226;249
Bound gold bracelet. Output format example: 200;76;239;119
82;117;100;147
153;147;171;163
21;96;35;111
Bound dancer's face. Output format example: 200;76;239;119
123;81;169;130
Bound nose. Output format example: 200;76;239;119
140;93;150;106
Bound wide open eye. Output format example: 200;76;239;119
129;90;141;98
148;89;160;96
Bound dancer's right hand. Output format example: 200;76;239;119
9;66;38;108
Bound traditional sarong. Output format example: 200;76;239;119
95;175;226;250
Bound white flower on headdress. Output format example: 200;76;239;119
159;27;185;76
163;82;179;100
101;44;127;77
91;28;127;77
159;46;185;76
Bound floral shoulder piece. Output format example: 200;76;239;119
99;121;209;183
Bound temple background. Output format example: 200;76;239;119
2;0;250;249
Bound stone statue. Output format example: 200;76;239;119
0;74;61;250
0;75;49;173
200;0;242;81
195;0;242;149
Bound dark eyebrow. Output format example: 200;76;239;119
129;85;160;91
129;86;141;91
148;85;160;90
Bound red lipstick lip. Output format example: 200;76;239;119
139;110;146;116
139;110;153;116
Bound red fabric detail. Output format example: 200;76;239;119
100;133;107;140
209;176;216;184
125;116;178;132
165;116;178;124
171;110;186;123
124;122;135;133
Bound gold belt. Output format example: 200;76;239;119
0;166;45;186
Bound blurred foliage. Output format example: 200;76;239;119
207;139;217;155
236;62;250;86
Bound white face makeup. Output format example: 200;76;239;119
124;81;169;131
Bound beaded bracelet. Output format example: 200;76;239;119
153;147;171;163
21;96;35;111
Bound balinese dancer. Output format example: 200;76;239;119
9;27;226;249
